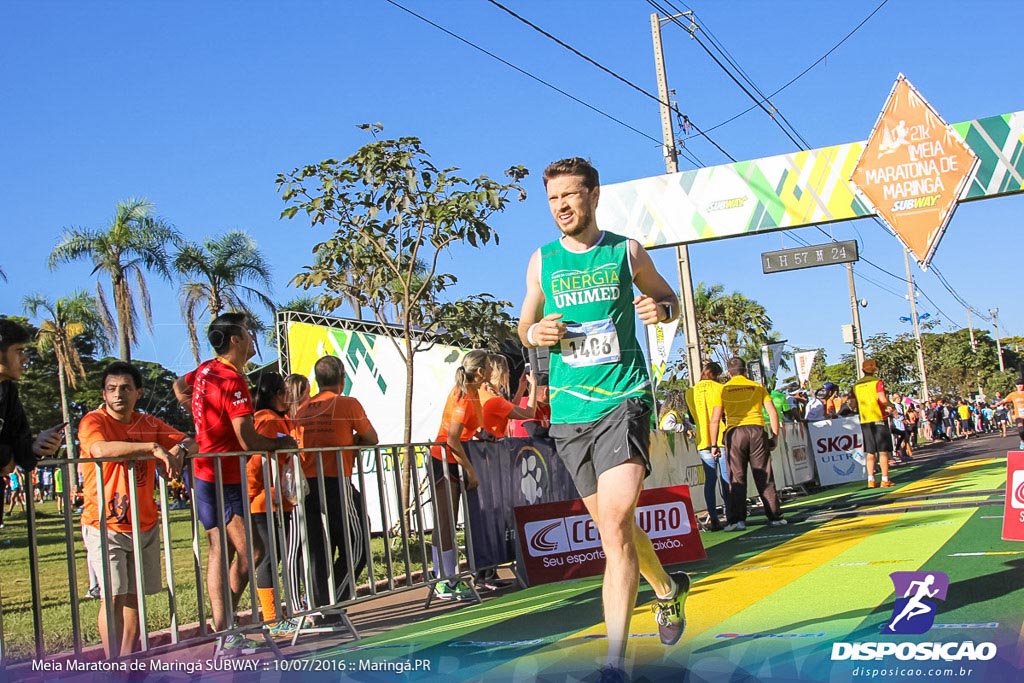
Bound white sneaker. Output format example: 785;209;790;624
723;521;746;531
769;519;788;527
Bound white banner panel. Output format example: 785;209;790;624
808;416;867;486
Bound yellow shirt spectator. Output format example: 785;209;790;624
686;380;726;449
720;375;769;432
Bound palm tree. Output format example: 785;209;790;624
175;230;275;363
23;292;111;458
48;198;180;361
692;282;774;366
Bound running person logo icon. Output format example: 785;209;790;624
882;571;950;635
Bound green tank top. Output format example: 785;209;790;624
540;232;652;424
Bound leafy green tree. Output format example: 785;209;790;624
278;124;528;516
174;230;275;363
48;198;180;361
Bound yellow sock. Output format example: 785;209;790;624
257;587;277;622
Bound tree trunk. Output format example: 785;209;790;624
57;363;76;459
348;296;363;321
113;274;132;362
401;335;415;532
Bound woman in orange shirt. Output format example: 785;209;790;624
249;372;299;636
283;373;310;419
479;353;537;439
429;350;490;601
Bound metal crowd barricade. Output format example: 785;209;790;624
0;437;492;672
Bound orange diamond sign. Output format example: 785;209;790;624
851;74;977;269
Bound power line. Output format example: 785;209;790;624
680;0;890;138
382;0;669;152
653;0;984;331
484;0;733;162
648;0;810;150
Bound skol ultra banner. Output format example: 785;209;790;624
1003;450;1024;542
808;416;867;486
514;485;705;586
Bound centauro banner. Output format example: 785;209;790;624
596;109;1024;249
514;485;705;586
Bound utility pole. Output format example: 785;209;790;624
847;262;866;378
651;11;702;384
990;307;1005;372
967;308;983;396
904;248;930;400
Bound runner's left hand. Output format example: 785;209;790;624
633;295;660;325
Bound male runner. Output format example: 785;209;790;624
995;379;1024;449
519;157;688;680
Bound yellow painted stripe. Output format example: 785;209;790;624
493;513;901;676
874;458;1005;502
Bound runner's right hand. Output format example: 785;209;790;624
532;313;567;346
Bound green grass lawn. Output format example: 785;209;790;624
0;500;436;663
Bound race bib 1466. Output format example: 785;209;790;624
560;319;620;367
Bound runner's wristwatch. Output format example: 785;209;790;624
659;301;675;323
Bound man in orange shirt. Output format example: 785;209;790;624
295;355;378;617
995;379;1024;449
79;361;194;658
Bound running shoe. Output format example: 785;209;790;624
433;580;474;601
880;480;895;488
867;480;877;488
216;634;262;656
652;572;690;646
268;619;299;637
723;521;746;531
596;664;629;683
769;518;788;527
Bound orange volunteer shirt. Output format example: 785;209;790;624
78;407;186;533
431;386;483;464
479;386;516;438
248;409;297;513
295;391;373;479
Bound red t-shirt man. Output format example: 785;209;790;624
184;358;253;484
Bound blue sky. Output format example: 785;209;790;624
2;1;1022;377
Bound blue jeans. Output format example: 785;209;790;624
698;448;729;523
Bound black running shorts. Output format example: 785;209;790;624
861;421;893;454
549;397;652;498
